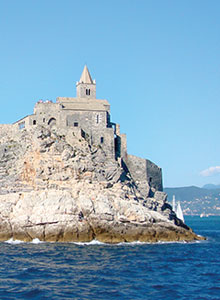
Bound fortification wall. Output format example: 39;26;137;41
120;134;127;159
146;159;163;191
124;154;163;197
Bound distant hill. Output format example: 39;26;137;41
203;183;220;190
164;186;220;216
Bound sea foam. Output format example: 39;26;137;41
5;238;44;244
72;239;105;245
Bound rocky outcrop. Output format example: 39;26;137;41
0;126;204;242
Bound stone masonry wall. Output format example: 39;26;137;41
124;154;163;198
0;124;15;142
76;83;96;99
146;159;163;191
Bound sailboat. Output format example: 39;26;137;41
172;195;184;222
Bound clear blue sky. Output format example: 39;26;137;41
0;0;220;188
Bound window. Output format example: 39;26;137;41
100;137;104;144
19;122;25;130
33;120;36;125
96;114;99;124
43;118;45;123
86;89;90;96
74;122;78;127
48;118;56;126
81;130;86;139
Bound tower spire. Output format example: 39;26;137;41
76;65;96;98
79;65;93;84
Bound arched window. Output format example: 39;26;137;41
86;89;90;96
48;118;56;127
33;120;36;125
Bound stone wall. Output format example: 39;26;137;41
56;97;110;112
65;111;107;132
124;154;163;197
0;125;14;141
120;133;127;159
76;83;96;99
146;159;163;191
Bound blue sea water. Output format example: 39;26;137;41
0;216;220;300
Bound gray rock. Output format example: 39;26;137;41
0;126;203;243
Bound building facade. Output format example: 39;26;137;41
12;66;162;191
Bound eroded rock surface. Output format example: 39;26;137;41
0;126;203;242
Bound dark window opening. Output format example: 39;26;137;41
74;122;78;127
100;137;104;144
149;177;152;183
33;120;36;125
43;118;45;122
81;130;86;139
96;114;99;124
107;112;111;127
86;89;90;96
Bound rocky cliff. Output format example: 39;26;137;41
0;126;203;242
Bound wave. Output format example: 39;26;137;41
5;238;24;245
4;238;206;246
31;238;44;244
72;239;206;246
72;240;106;245
5;238;44;245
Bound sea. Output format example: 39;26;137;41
0;216;219;300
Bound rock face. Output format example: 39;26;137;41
0;126;203;243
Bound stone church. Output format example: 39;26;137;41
14;66;127;160
11;66;163;194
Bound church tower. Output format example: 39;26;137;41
76;65;96;98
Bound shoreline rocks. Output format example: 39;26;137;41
0;189;204;243
0;126;205;243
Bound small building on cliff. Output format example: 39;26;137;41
9;66;163;192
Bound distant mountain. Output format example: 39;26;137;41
202;184;220;190
164;186;220;216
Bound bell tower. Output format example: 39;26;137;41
76;65;96;98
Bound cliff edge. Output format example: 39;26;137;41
0;125;203;243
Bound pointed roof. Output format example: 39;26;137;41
79;65;94;84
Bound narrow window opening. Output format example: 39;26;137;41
100;137;104;144
74;122;78;127
43;118;45;123
81;130;86;139
149;177;152;183
96;114;99;124
33;120;36;125
86;89;90;96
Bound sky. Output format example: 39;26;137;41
0;0;220;188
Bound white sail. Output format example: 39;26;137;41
176;201;184;222
172;195;176;212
